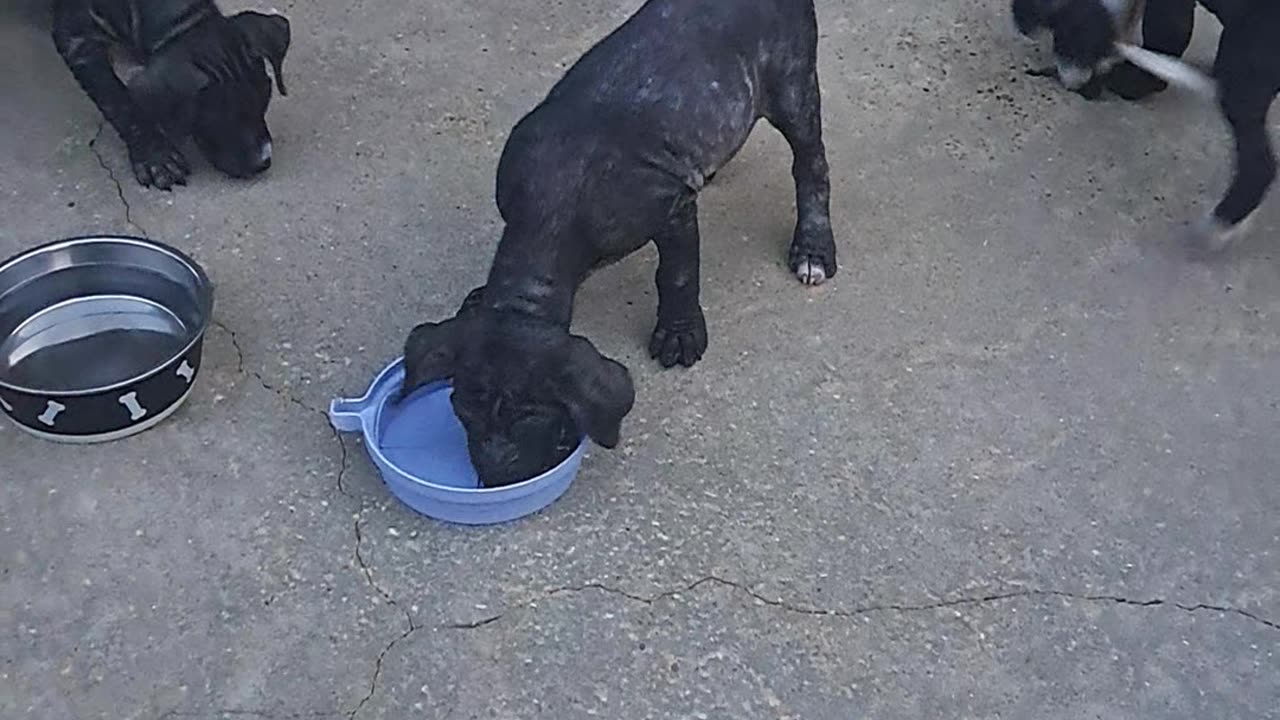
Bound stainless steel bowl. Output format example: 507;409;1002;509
0;235;214;442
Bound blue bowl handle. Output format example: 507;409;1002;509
329;395;375;434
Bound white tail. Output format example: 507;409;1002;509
1115;43;1217;100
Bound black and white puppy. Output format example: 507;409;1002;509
53;0;290;189
401;0;839;487
1015;0;1279;248
1012;0;1145;97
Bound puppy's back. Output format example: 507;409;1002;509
546;0;803;111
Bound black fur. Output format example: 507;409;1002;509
402;0;838;487
1108;0;1279;238
1024;0;1117;65
1013;0;1124;92
52;0;290;189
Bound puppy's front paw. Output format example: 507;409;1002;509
1185;213;1252;256
649;309;707;369
1106;61;1167;101
788;228;837;286
1075;75;1105;101
1026;66;1105;101
128;135;190;190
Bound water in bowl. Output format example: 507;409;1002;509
0;295;187;392
377;384;482;489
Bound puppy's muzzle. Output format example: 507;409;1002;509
254;140;273;173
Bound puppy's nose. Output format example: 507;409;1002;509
253;141;273;172
1056;62;1092;90
484;440;519;468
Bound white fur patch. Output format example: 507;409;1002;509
1115;43;1217;99
1190;212;1255;252
1100;0;1132;16
1056;61;1092;90
795;260;827;286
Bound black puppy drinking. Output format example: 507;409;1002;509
53;0;290;189
401;0;839;488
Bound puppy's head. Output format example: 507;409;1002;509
131;11;291;178
1012;0;1118;89
1012;0;1056;37
400;301;635;488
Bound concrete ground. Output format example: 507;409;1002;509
2;0;1277;717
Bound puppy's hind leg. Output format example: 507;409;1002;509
1192;88;1277;251
1191;39;1280;252
766;62;838;286
649;198;708;369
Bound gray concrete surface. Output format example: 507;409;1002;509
2;0;1277;718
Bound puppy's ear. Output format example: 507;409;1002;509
400;318;463;400
555;335;635;448
458;286;486;314
1011;0;1044;35
233;11;291;95
1013;0;1070;34
130;56;209;122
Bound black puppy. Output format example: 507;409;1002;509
53;0;290;189
1015;0;1279;248
401;0;839;487
1108;0;1279;248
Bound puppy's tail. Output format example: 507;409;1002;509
1115;43;1217;100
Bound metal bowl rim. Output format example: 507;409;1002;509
0;234;214;397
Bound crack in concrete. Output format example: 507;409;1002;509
448;613;505;630
352;516;413;621
158;708;340;719
345;611;417;720
181;327;1279;713
208;318;410;718
214;318;247;375
212;318;323;416
333;432;352;500
89;121;149;237
129;574;1280;718
445;575;1280;634
1165;601;1280;632
349;515;418;720
211;318;356;501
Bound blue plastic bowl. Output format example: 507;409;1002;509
328;357;587;525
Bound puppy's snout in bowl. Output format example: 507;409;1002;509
478;436;520;472
329;365;590;525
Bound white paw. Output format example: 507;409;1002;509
1056;60;1092;90
795;260;827;286
1189;212;1253;253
